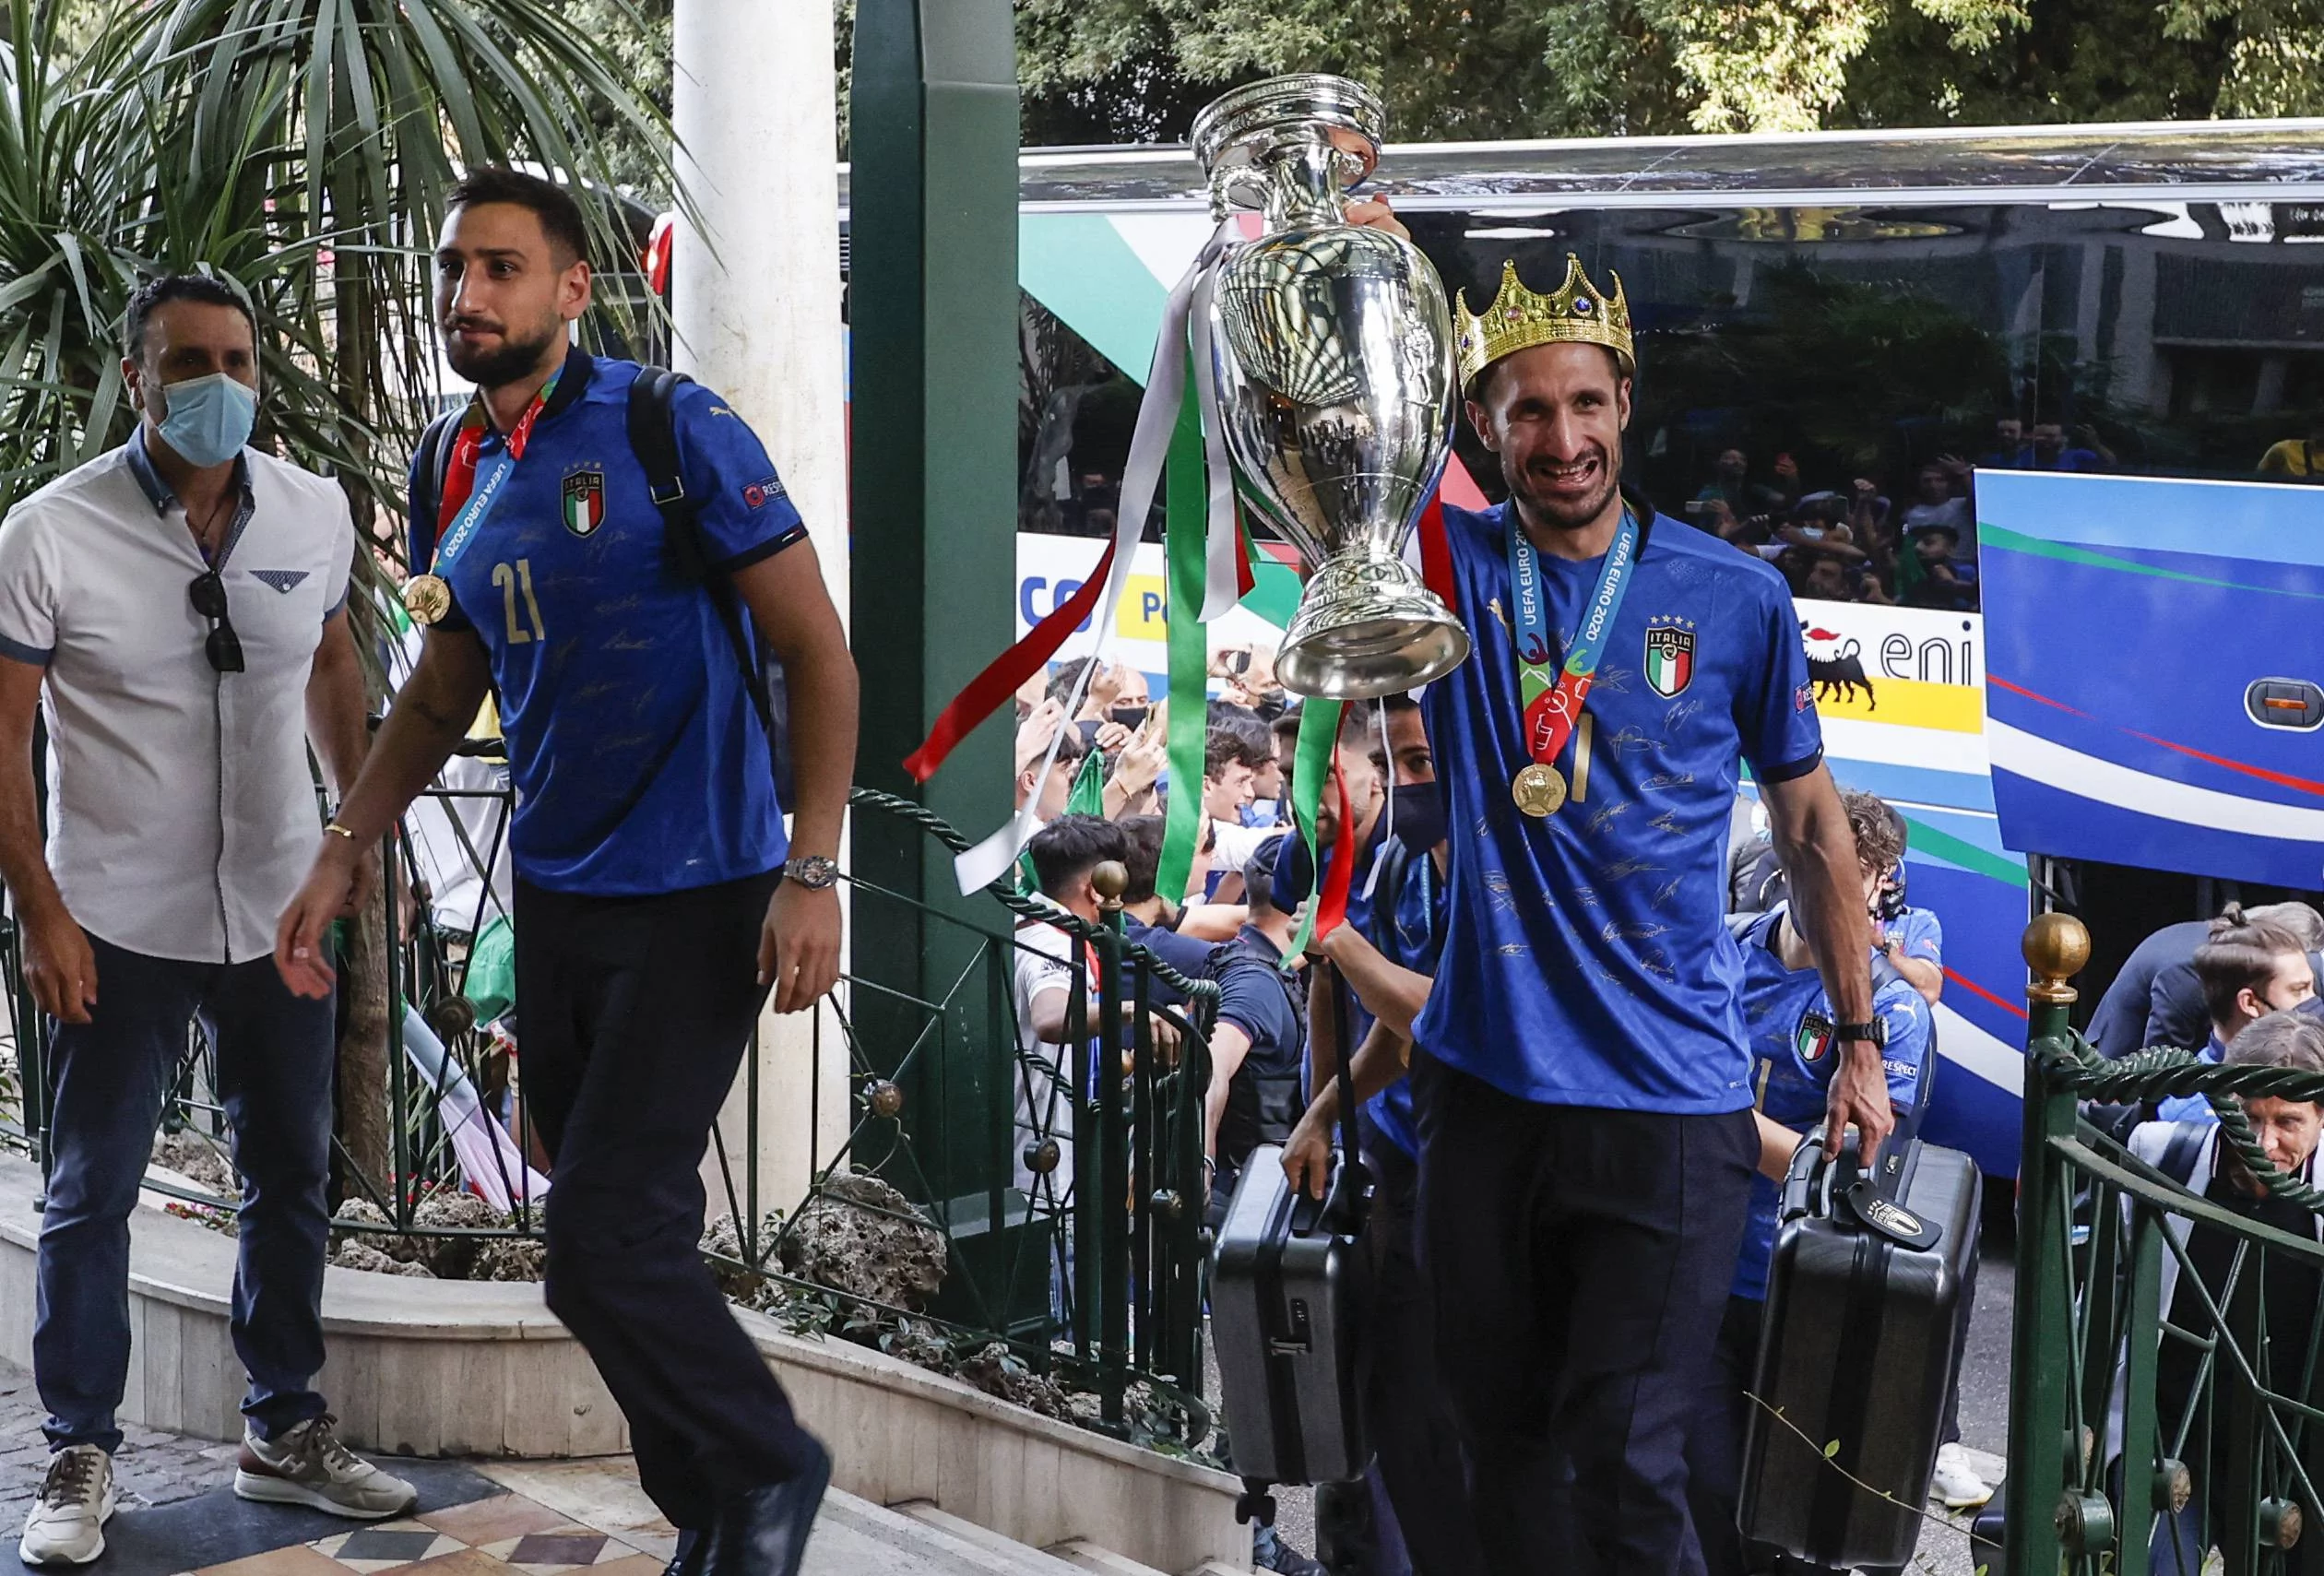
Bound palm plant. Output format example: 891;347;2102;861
0;0;677;1179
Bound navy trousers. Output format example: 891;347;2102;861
1411;1049;1758;1575
37;932;334;1452
516;869;820;1532
1352;1141;1486;1576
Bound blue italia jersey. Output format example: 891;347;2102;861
2155;1034;2229;1126
407;350;808;895
1412;501;1825;1110
1368;851;1448;1159
1732;906;1933;1299
1889;905;1943;966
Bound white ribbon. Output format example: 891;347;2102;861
1191;258;1246;623
952;221;1240;894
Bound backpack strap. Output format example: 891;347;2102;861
408;409;461;574
625;366;777;743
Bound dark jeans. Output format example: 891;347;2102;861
1411;1049;1758;1575
516;870;820;1532
37;932;334;1452
1352;1142;1485;1576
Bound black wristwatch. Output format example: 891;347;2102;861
782;854;840;891
1832;1016;1889;1049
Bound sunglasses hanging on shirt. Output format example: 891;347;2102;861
188;571;244;674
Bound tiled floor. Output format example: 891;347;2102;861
170;1486;674;1576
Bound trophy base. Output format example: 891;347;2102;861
1278;553;1471;702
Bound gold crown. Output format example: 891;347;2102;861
1455;255;1634;395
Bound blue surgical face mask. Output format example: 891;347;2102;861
155;373;257;468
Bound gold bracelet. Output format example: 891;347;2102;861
324;822;359;842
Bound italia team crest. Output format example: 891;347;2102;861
1796;1011;1834;1064
561;468;606;538
1644;617;1696;698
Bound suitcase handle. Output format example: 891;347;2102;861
1785;1128;1943;1251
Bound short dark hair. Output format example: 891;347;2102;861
1118;815;1167;905
1206;710;1272;777
1272;710;1302;746
2196;903;2312;1026
1046;657;1095;711
447;167;590;267
1026;814;1128;902
122;274;255;361
1245;836;1288;917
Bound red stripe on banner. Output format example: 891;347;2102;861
1316;760;1356;939
1438;454;1489;510
1236;504;1257;599
1417;495;1458;614
1994;675;2324;798
903;539;1118;782
1943;966;2029;1021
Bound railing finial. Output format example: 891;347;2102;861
2023;911;2092;1006
1092;859;1128;910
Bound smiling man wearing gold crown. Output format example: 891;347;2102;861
1340;217;1892;1571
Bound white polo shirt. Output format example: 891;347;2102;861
0;431;355;964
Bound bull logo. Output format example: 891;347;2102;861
1800;622;1877;712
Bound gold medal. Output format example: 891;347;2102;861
402;574;452;626
1512;762;1567;817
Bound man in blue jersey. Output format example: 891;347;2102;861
1281;693;1484;1576
1686;790;1934;1576
1352;220;1888;1570
275;170;857;1576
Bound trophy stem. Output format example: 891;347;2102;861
1277;548;1471;703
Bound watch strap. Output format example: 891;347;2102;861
1832;1017;1886;1046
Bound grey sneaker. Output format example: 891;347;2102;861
19;1446;114;1567
233;1415;417;1520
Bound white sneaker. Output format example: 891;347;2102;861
19;1446;114;1567
1929;1441;1994;1510
233;1416;417;1520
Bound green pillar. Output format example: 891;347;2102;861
848;0;1019;1206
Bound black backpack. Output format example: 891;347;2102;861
409;365;793;810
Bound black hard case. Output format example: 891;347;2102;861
1742;1136;1982;1570
1209;1142;1367;1486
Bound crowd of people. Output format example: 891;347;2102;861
1674;418;2112;612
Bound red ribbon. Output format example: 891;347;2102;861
903;538;1120;782
1314;756;1357;941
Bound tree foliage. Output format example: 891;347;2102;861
1012;0;2324;145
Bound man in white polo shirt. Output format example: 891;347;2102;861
0;275;417;1566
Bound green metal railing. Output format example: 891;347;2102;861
0;784;1225;1457
2008;912;2324;1576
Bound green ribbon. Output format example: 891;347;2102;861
1279;696;1343;965
1156;354;1209;910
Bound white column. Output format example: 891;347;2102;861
672;0;852;1224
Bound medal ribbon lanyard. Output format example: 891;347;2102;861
1507;504;1642;774
428;368;564;572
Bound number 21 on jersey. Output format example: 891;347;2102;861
492;559;546;644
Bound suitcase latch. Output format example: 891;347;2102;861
1269;1298;1314;1355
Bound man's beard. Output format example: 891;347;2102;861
1502;440;1623;532
443;319;563;388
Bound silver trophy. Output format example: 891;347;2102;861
1192;75;1469;701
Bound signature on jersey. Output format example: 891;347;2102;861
1602;920;1671;943
1597;856;1662;880
1585;801;1630;835
1642;770;1697;791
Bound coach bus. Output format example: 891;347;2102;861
845;119;2324;1177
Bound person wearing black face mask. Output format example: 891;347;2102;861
1275;692;1485;1576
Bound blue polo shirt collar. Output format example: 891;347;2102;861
126;424;252;515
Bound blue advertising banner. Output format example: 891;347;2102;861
1976;470;2324;889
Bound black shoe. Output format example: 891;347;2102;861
700;1443;834;1576
665;1527;706;1576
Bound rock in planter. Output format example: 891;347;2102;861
410;1191;501;1279
474;1237;548;1282
777;1173;945;1312
701;1210;788;1298
332;1240;434;1278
